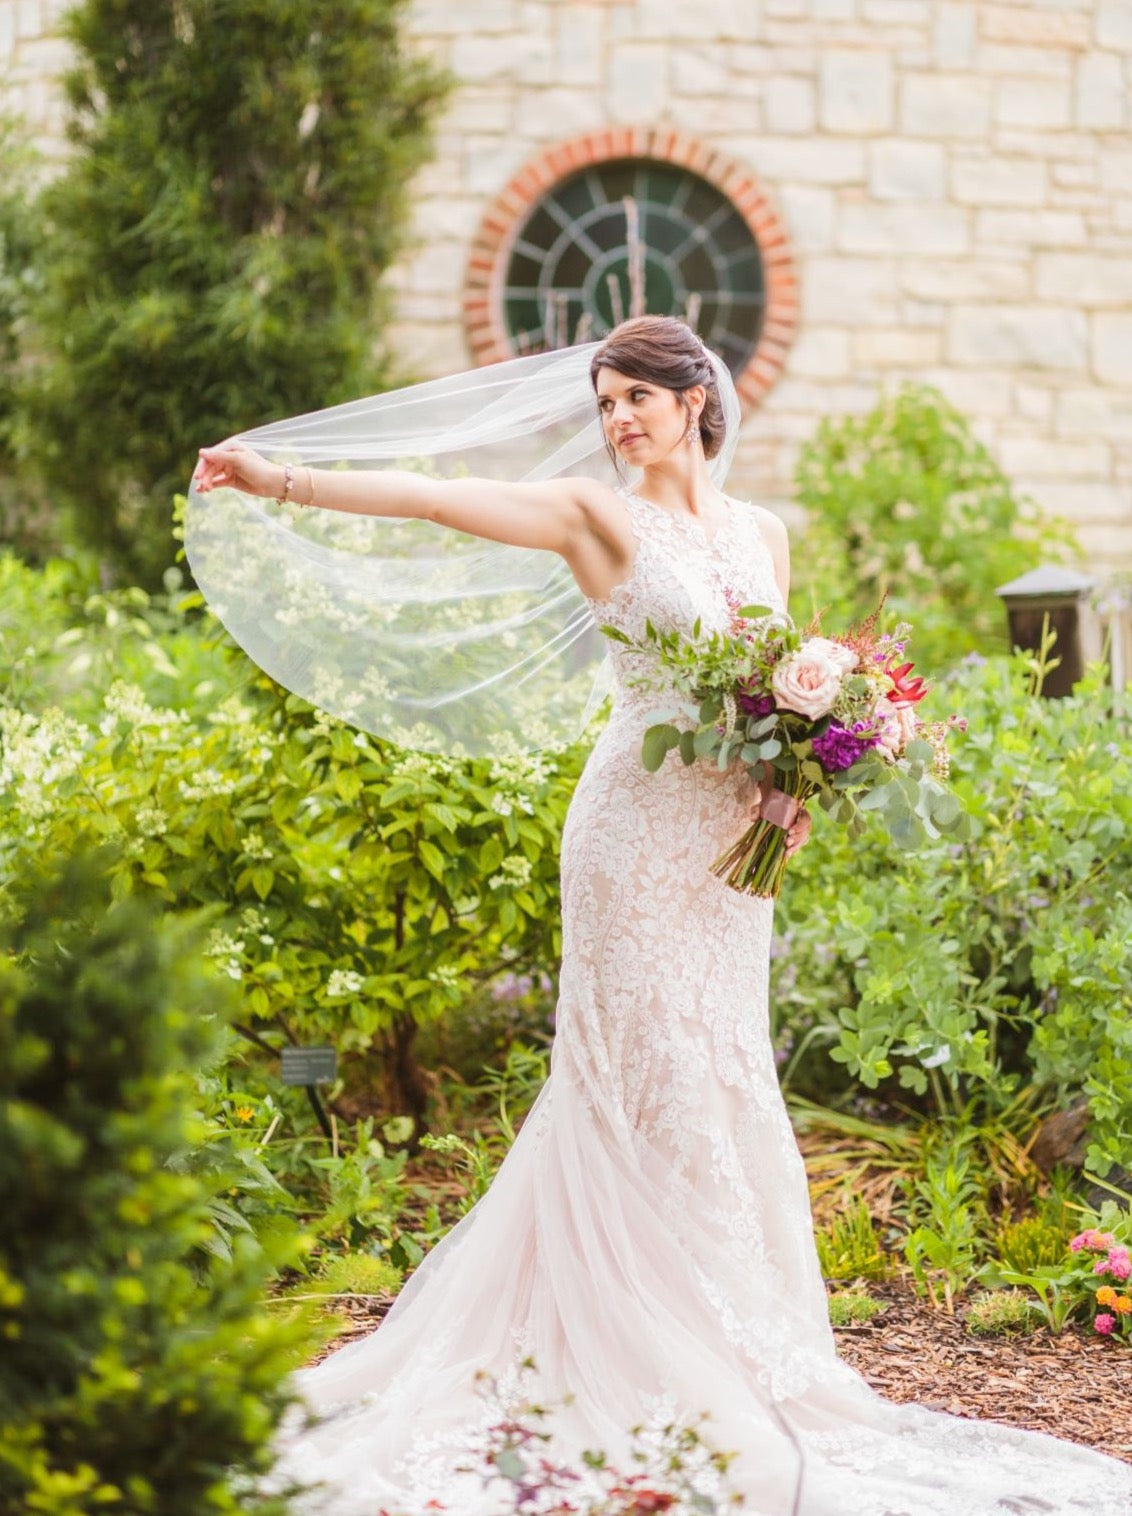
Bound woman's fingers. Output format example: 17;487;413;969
784;808;813;858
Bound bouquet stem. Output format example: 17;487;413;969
711;774;818;899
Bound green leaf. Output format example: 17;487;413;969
642;724;681;773
599;624;631;644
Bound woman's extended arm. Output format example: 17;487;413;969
192;442;611;556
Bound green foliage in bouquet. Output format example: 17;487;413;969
773;645;1132;1183
0;850;319;1515
13;0;449;585
793;384;1077;670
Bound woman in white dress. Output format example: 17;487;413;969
193;317;1132;1516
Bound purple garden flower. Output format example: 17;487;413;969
811;720;880;773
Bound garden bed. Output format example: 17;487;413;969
306;1277;1132;1466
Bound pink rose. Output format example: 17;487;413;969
805;636;858;675
1095;1313;1116;1335
771;647;843;721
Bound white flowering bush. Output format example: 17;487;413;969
0;640;584;1146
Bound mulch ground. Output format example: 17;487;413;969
309;1275;1132;1467
829;1276;1132;1464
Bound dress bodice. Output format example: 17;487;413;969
586;488;786;716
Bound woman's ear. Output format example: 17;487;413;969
684;383;707;422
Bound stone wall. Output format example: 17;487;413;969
4;0;1131;570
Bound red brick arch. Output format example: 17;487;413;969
462;127;798;409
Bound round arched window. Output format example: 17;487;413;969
503;160;765;376
464;129;797;407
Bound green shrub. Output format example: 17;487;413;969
15;0;448;583
965;1288;1043;1337
0;850;319;1515
827;1290;886;1328
0;617;582;1134
815;1193;893;1283
793;384;1077;670
774;650;1132;1182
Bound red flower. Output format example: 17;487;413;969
886;661;928;708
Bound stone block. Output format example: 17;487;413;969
410;0;516;30
975;43;1073;78
1030;483;1129;525
446;89;516;134
1075;52;1126;130
787;327;852;378
15;0;39;39
819;50;894;133
1056;386;1132;441
403;238;468;295
672;46;736;98
775;183;835;250
812;0;857;17
463;135;527;196
932;3;976;67
854;328;941;365
868;138;945;199
1036;253;1132;306
557;3;604;85
802;255;900;323
1100;149;1132;194
994;78;1071;129
948;304;1088;371
1052;160;1098;188
1015;383;1054;423
976;209;1087;247
863;0;930;25
765;76;816;135
979;6;1090;48
1096;0;1132;49
996;437;1110;478
671;94;760;133
384;319;466;380
0;10;15;58
838;201;969;254
952;155;1047;207
452;31;551;85
920;366;1014;415
899;72;991;137
747;136;865;185
517;86;603;138
901;258;1030;300
607;44;671;119
1092;312;1132;384
901;298;946;327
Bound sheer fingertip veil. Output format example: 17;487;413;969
183;339;742;756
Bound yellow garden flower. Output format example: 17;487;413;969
1114;1295;1132;1316
1096;1286;1118;1308
235;1105;255;1122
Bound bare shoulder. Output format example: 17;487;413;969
747;503;790;552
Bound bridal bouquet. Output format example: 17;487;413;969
601;596;969;898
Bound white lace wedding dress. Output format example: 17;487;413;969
273;489;1132;1515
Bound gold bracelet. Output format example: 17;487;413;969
275;462;295;506
305;465;316;508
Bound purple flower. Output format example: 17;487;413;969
811;720;880;773
738;684;775;718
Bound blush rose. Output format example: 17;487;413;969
771;646;844;721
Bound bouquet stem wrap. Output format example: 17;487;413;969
710;773;818;899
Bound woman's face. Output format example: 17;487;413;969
595;368;700;467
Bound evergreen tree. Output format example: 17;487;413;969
16;1;448;584
0;851;319;1514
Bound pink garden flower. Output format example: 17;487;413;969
1094;1313;1117;1336
1104;1248;1132;1282
1070;1229;1116;1252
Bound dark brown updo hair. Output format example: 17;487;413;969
589;315;727;462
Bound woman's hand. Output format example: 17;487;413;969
749;778;813;859
193;442;281;499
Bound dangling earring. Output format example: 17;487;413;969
686;418;702;446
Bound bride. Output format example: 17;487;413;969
192;316;1132;1515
